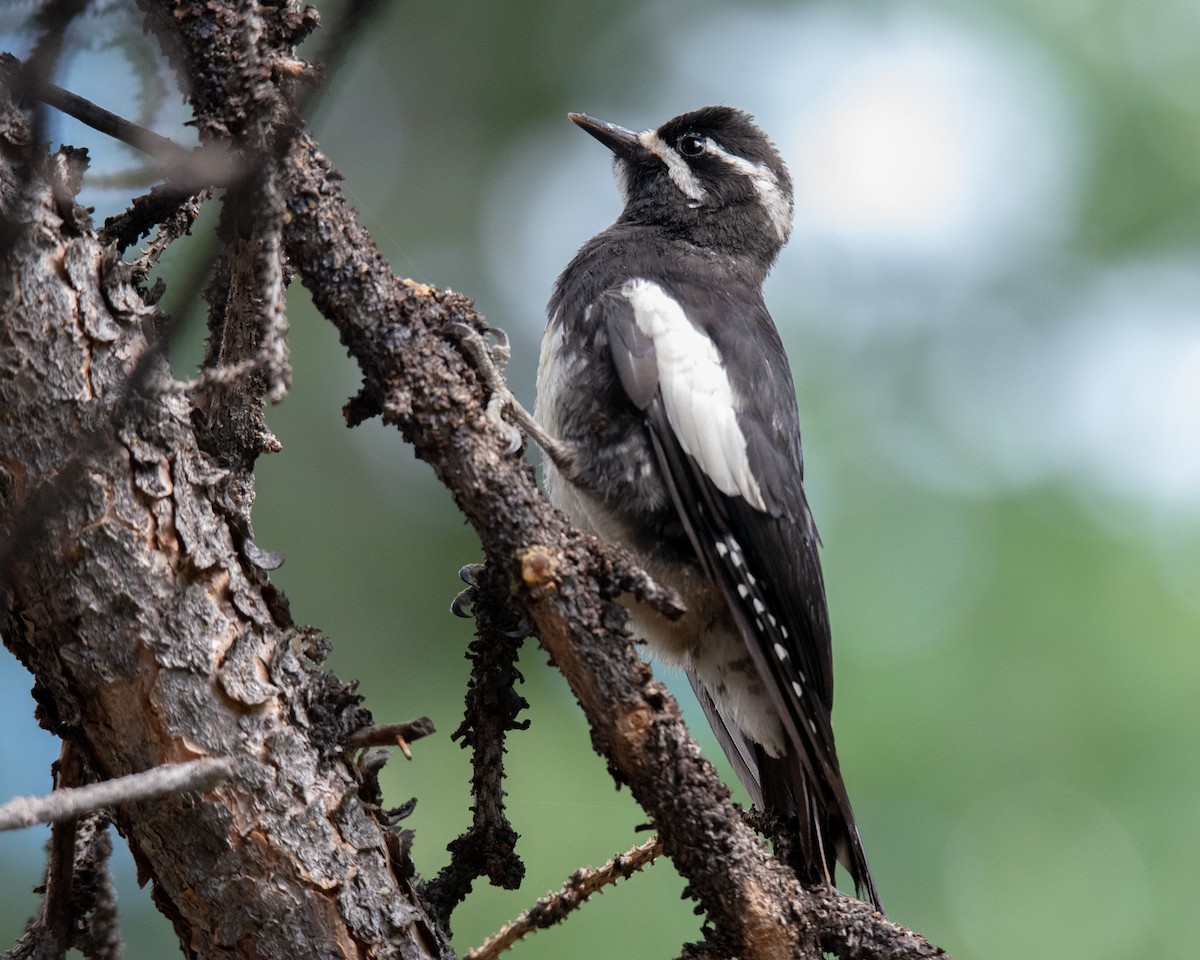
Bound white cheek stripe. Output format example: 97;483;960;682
621;278;766;511
708;143;793;242
638;131;707;202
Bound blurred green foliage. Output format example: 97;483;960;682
3;1;1200;958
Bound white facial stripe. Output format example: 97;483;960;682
708;143;793;241
620;278;766;511
638;130;707;202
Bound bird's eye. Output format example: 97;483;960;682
677;134;707;157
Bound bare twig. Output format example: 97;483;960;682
73;815;122;960
0;758;236;831
464;838;663;960
44;744;85;954
346;718;437;758
6;744;83;960
102;181;210;258
422;562;529;929
23;63;186;164
0;53;240;184
5;808;125;960
11;0;89;160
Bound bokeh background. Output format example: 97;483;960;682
3;0;1199;957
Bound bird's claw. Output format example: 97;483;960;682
446;321;523;454
450;562;486;619
488;325;511;365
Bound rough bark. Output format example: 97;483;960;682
0;80;447;960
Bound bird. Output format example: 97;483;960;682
474;105;881;910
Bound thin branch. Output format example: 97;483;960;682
24;63;186;164
346;718;437;758
422;562;529;929
464;838;663;960
73;816;122;960
5;744;84;960
0;758;236;831
101;182;210;259
11;0;89;166
44;744;85;955
0;53;241;185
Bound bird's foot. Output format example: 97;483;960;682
447;322;524;454
450;562;486;619
447;320;582;478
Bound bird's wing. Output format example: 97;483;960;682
598;276;879;907
685;667;765;808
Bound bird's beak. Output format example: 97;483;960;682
569;113;642;159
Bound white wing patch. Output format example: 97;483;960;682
621;278;766;511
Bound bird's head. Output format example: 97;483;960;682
570;106;793;266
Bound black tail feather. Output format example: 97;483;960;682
758;745;883;913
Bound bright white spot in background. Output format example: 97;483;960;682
795;77;969;238
1054;261;1200;510
482;2;1082;348
945;781;1150;959
864;257;1200;513
659;2;1082;286
916;258;1200;510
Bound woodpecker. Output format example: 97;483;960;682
479;105;880;909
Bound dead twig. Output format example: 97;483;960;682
465;838;664;960
0;758;237;831
346;718;437;759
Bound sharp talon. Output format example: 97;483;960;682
445;320;527;452
490;326;511;364
450;587;476;619
459;563;485;585
452;563;486;618
500;420;523;455
498;620;531;640
447;321;510;372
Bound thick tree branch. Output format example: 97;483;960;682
0;56;447;960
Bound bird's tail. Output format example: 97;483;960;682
759;748;883;913
689;671;882;911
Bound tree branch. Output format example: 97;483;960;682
423;563;529;929
346;718;437;758
465;837;663;960
0;31;449;960
0;758;236;831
